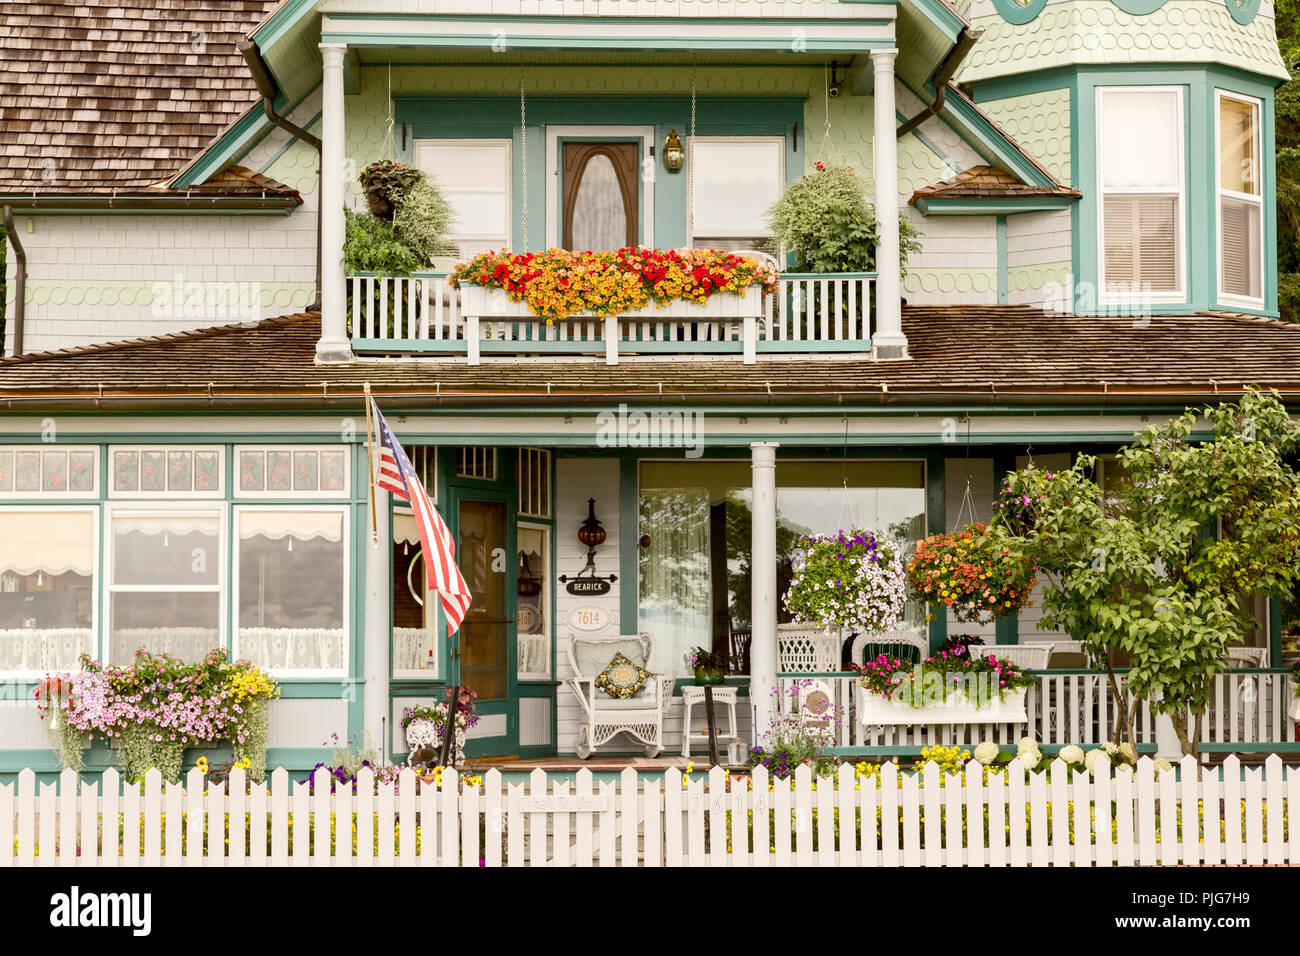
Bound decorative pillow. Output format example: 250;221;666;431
595;652;651;699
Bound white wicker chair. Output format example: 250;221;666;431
777;623;842;672
1225;645;1268;668
970;644;1052;669
564;632;674;759
849;630;930;668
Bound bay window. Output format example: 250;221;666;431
1217;91;1264;303
235;508;347;675
1097;87;1185;300
689;137;784;254
0;509;96;673
108;509;223;663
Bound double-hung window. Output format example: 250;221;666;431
1097;87;1185;302
689;137;785;254
413;139;512;259
1217;91;1264;304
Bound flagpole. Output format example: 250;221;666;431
363;382;378;544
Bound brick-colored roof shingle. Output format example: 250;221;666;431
910;165;1081;203
2;306;1299;406
0;1;281;193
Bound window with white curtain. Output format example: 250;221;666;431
516;524;551;679
1217;91;1264;303
413;139;511;258
1097;87;1185;299
108;509;223;664
235;508;347;675
689;138;784;253
0;509;96;673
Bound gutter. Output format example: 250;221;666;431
0;195;299;213
239;39;322;312
2;206;25;356
897;26;981;139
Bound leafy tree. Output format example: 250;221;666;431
993;389;1300;756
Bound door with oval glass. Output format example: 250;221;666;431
561;141;639;250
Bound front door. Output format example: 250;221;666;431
448;486;518;757
561;140;639;250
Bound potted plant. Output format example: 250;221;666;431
907;522;1037;624
687;647;728;685
401;688;479;766
855;650;1035;725
782;527;908;636
450;247;777;325
359;160;423;220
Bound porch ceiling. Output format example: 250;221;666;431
349;47;869;67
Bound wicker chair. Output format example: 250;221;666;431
970;644;1053;670
564;632;674;759
849;630;930;668
777;623;843;672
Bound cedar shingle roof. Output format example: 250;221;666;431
0;1;281;193
2;307;1299;406
910;165;1081;203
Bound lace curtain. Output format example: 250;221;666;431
638;488;711;674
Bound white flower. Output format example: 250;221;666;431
1117;742;1136;764
1084;749;1109;776
973;741;999;765
1058;744;1085;767
1017;736;1038;754
1154;757;1174;774
1017;749;1040;770
1102;741;1119;757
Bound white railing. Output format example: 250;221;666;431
4;755;1295;866
347;271;876;363
779;670;1298;750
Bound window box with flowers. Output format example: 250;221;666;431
855;649;1035;725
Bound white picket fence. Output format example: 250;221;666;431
782;670;1298;750
2;754;1296;866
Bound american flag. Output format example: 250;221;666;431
371;400;472;635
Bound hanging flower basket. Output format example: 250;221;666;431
783;528;908;634
907;522;1037;623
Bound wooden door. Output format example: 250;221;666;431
561;141;639;250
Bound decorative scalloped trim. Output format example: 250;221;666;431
992;0;1259;24
991;0;1048;24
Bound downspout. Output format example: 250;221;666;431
238;39;323;311
896;27;981;139
3;206;26;356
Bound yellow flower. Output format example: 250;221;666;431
196;757;209;775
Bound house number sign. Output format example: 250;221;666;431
568;605;610;632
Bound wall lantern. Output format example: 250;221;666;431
663;129;684;172
577;497;606;569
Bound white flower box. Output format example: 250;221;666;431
858;686;1029;725
460;283;763;321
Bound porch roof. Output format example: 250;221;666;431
3;306;1300;409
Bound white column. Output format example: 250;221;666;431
750;442;779;737
870;48;907;359
317;43;352;363
363;483;392;758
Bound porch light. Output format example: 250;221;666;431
663;129;684;172
577;498;606;570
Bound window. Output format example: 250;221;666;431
516;524;551;679
413;139;511;258
393;505;438;679
235;446;349;497
517;448;551;519
0;446;98;499
0;509;96;673
1217;91;1264;303
111;446;223;498
1097;88;1185;299
456;447;497;481
234;508;347;675
638;460;927;675
689;138;784;253
108;508;223;664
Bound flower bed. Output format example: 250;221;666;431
38;650;279;783
907;522;1036;623
450;247;778;323
855;649;1035;725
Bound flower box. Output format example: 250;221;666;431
460;283;763;322
858;686;1029;725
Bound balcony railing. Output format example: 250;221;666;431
347;271;877;364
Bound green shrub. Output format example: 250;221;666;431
393;179;457;263
342;208;422;277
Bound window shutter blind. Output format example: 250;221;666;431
1104;196;1177;292
1222;200;1250;297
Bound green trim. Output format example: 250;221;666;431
172;104;275;189
914;195;1076;216
250;0;320;50
991;0;1047;24
937;89;1058;189
894;0;965;40
995;214;1009;305
924;453;947;654
619;456;639;635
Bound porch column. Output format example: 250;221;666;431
363;489;392;758
870;48;908;360
316;43;352;363
750;442;779;736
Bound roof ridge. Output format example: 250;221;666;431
0;311;319;366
